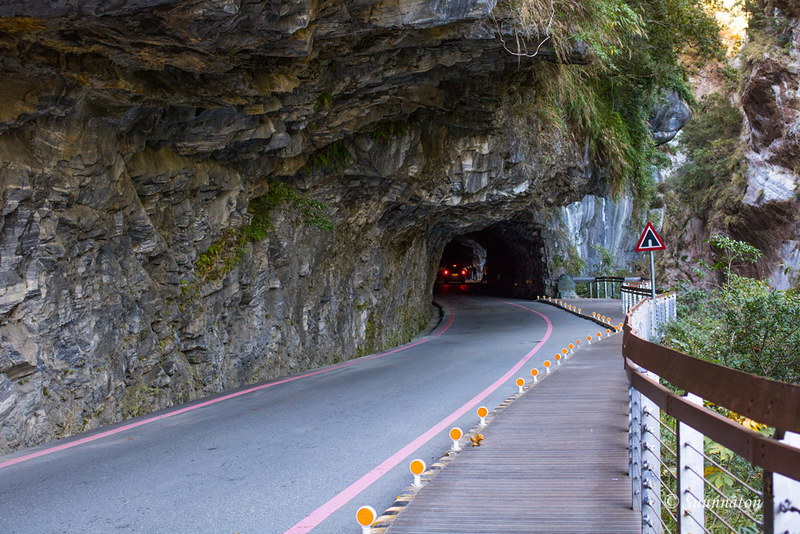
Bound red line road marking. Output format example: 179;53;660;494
285;302;552;533
0;307;456;471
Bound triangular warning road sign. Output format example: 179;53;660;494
635;222;666;251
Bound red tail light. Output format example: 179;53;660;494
443;270;449;276
461;269;467;276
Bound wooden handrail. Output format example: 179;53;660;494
623;306;800;481
620;285;666;297
624;357;800;481
623;318;800;433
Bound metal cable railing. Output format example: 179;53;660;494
684;487;742;533
623;295;800;534
643;423;677;459
683;442;763;497
684;511;713;534
659;417;676;437
644;488;679;527
685;465;764;527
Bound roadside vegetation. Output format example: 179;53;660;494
657;235;798;532
661;234;800;385
502;0;724;207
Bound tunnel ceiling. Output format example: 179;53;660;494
1;0;605;231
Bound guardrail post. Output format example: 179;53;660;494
678;393;704;534
629;383;642;511
641;370;662;534
773;431;800;534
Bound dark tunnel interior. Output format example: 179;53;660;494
435;221;547;299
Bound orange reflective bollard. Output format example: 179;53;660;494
450;427;463;451
477;406;488;426
356;506;377;534
410;459;426;487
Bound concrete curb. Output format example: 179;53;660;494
536;296;622;330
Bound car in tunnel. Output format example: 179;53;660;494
438;265;468;284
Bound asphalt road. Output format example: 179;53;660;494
0;287;610;533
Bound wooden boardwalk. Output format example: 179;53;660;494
386;332;640;533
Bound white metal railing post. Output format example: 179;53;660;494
773;431;800;533
630;383;643;511
678;393;705;533
641;369;662;534
627;294;677;533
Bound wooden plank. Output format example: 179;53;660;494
387;334;640;533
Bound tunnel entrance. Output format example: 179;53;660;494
437;238;487;284
435;221;547;298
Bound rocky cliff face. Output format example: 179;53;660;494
659;5;800;289
556;90;690;276
740;21;800;287
0;0;618;452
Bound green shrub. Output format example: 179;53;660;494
673;93;745;220
661;235;800;384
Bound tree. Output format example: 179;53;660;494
662;235;800;384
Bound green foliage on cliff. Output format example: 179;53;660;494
370;121;409;142
255;182;334;232
741;0;796;64
661;235;800;384
508;0;724;202
188;183;332;292
552;244;586;276
671;93;746;225
304;140;354;173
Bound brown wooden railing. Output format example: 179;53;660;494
623;297;800;534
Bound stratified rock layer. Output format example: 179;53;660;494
0;0;612;452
